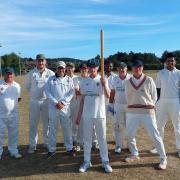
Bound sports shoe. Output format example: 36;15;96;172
10;153;23;159
150;148;158;154
158;158;167;170
115;146;121;154
92;142;99;151
27;146;36;154
67;149;76;157
79;161;92;173
125;155;140;163
47;151;56;159
74;145;81;152
102;162;113;173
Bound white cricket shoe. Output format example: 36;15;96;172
102;162;113;173
150;148;158;154
79;162;92;173
125;155;140;163
115;146;121;154
158;158;167;170
11;153;23;159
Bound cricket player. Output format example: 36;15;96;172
109;62;131;154
66;62;78;145
125;60;167;170
25;54;54;153
0;67;22;159
45;61;75;157
77;59;112;173
150;52;180;157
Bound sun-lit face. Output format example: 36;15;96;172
117;66;127;78
88;66;99;78
80;67;88;77
66;66;75;77
132;66;143;78
36;59;46;71
4;72;14;83
165;57;176;71
56;67;65;77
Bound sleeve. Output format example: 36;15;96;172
17;83;21;98
25;73;31;92
45;78;58;105
155;72;161;89
61;80;74;105
149;78;157;104
110;78;115;90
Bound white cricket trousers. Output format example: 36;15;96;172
113;110;126;149
0;115;19;155
48;108;73;152
156;98;180;150
29;99;49;148
126;112;167;160
83;117;109;163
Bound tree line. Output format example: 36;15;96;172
1;50;180;75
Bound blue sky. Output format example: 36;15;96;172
0;0;180;60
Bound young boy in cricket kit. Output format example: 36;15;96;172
76;59;113;173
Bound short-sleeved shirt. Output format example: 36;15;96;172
111;73;131;105
0;80;21;117
80;74;106;118
156;68;180;99
25;67;54;100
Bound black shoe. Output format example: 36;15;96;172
47;151;56;159
67;150;76;157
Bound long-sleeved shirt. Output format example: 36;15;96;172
45;75;74;114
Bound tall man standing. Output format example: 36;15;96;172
125;60;167;170
25;54;54;153
0;67;22;159
109;62;131;154
77;59;112;173
151;53;180;157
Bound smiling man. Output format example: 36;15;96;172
124;60;167;170
0;67;22;159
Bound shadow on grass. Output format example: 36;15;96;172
0;143;178;178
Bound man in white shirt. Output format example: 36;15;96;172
0;67;22;159
125;60;167;170
150;53;180;157
25;54;54;153
45;61;75;158
76;59;112;173
109;62;131;154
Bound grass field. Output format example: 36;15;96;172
0;70;180;180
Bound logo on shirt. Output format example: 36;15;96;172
96;82;100;86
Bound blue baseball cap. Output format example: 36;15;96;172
117;62;127;68
132;60;143;67
87;59;100;67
